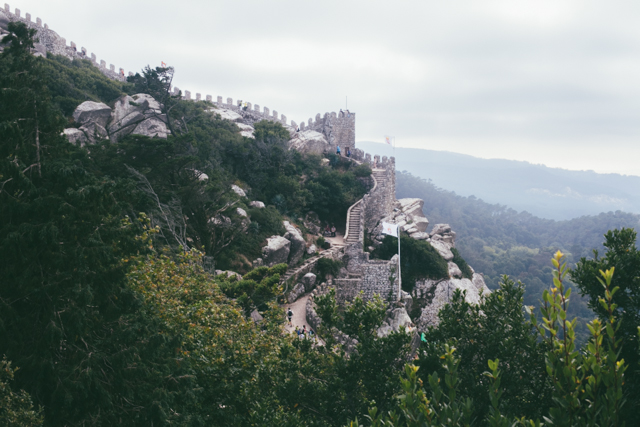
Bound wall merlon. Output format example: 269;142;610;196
36;17;41;27
14;7;18;17
128;72;134;77
25;12;29;22
263;107;269;117
206;95;212;102
254;104;259;112
70;41;76;49
173;87;180;96
217;96;222;104
109;64;114;71
300;122;306;131
196;93;201;101
4;4;9;13
91;53;96;62
226;97;232;106
100;60;106;68
184;90;191;100
272;110;278;119
246;102;252;110
281;114;286;123
81;47;86;55
291;120;297;129
44;23;47;29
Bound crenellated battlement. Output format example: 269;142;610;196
1;3;129;82
1;3;356;150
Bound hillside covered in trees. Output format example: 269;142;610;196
2;22;639;426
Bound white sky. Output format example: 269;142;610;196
10;0;640;176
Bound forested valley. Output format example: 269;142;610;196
2;22;640;426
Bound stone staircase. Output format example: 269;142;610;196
280;163;386;290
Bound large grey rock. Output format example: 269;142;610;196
237;123;255;139
430;224;452;236
283;221;306;266
429;240;454;261
448;261;463;278
413;217;429;232
231;185;246;197
416;278;483;330
208;107;242;122
236;207;248;217
306;244;317;255
388;307;413;332
79;122;108;143
63;128;87;146
132;116;168;139
250;309;264;323
301;273;317;292
108;94;168;141
73;101;112;128
249;201;265;208
397;198;424;218
409;231;430;240
288;283;306;303
289;130;331;155
472;273;491;297
262;236;291;267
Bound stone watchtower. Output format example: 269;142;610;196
331;110;356;153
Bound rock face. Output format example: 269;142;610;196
283;221;306;266
262;236;291;267
306;244;317;255
288;130;331;155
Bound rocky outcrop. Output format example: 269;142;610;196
262;236;291;267
283;221;306;266
231;185;246;197
288;130;331;155
429;240;454;261
249;201;265;209
65;94;169;145
237;123;255;139
414;277;490;331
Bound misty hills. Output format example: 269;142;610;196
358;141;640;221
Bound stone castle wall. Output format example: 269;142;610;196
1;3;357;148
1;4;128;82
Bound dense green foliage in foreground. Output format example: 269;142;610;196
1;23;639;426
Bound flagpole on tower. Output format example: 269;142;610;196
397;227;401;301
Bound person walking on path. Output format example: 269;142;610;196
331;224;336;237
287;307;293;325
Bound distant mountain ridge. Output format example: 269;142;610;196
358;141;640;221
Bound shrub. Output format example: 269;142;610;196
373;235;449;292
353;163;372;178
315;258;343;283
451;248;473;279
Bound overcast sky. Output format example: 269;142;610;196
10;0;640;176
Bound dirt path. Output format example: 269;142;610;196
284;293;311;332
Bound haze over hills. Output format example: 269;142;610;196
359;141;640;221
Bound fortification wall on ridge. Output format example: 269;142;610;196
1;3;129;82
1;4;357;148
